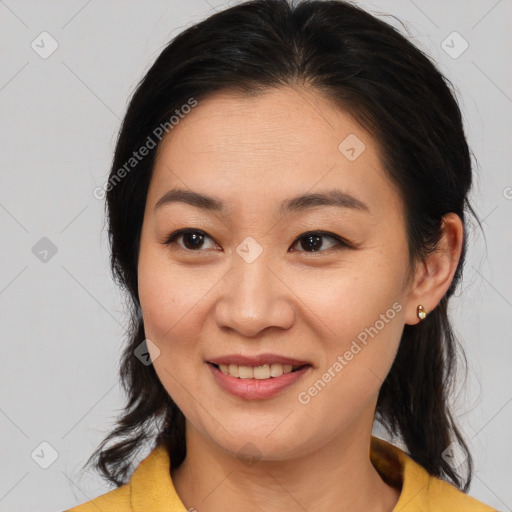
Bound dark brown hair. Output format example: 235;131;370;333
85;0;477;492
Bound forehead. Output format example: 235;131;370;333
157;86;362;161
147;86;402;220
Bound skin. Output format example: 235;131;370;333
137;86;464;512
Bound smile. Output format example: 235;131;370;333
207;362;312;400
213;362;305;379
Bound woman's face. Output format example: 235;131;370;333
138;86;415;460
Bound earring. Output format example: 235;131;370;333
417;304;427;320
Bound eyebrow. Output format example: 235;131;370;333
154;187;370;215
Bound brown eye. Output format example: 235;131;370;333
164;229;218;251
289;231;351;253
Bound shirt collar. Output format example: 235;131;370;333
130;443;188;512
129;436;489;512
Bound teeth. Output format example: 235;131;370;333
217;363;296;379
228;364;239;377
238;365;254;379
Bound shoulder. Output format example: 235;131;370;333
370;436;497;512
63;482;130;512
420;475;497;512
62;444;188;512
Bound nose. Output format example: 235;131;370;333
214;253;296;338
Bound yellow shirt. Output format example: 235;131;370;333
65;436;496;511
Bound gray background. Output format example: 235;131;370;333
0;0;510;511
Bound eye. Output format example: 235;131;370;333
163;229;219;251
289;231;352;253
163;229;353;253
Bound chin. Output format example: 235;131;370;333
198;417;315;463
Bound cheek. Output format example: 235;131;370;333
137;243;205;342
294;256;406;342
291;251;407;401
137;245;211;412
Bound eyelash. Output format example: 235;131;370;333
162;229;354;254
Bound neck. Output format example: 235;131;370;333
171;409;400;512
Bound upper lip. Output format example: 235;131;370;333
207;353;312;367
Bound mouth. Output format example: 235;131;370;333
206;359;312;400
207;361;311;380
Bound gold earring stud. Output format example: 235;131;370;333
417;304;427;320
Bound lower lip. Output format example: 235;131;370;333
207;362;311;400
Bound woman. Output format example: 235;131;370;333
65;0;496;510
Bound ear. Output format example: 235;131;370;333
404;213;464;325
